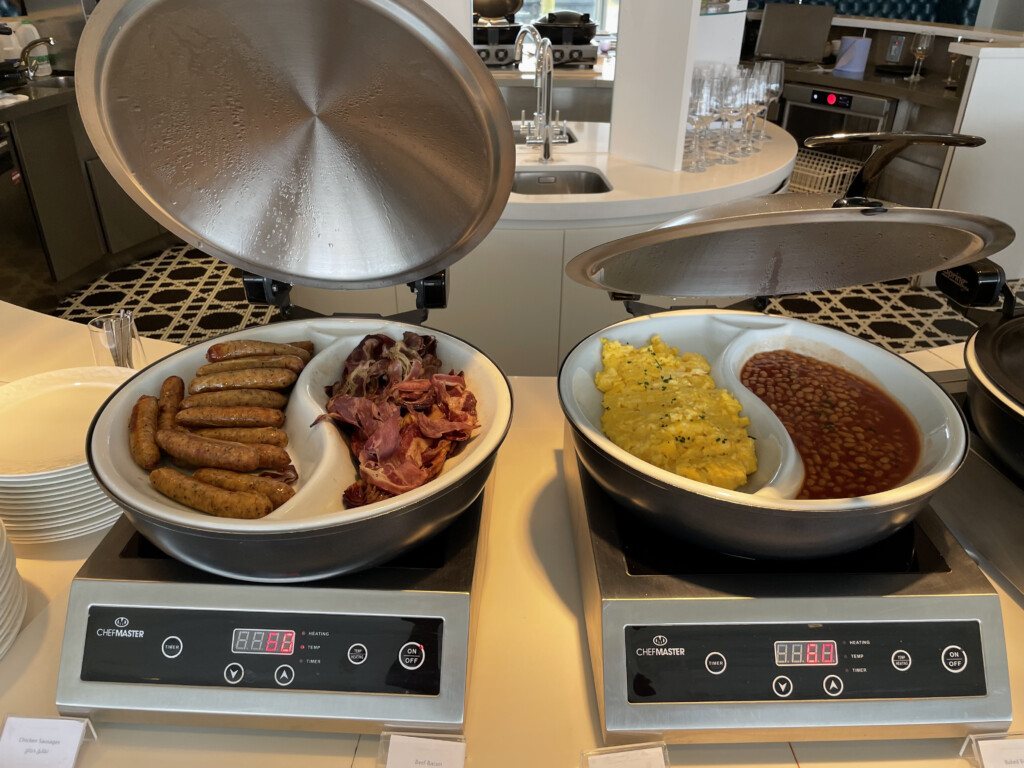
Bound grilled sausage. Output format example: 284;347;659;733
205;340;311;363
129;395;161;470
175;406;285;429
192;468;296;509
255;443;291;470
157;376;185;432
179;389;289;410
192;427;289;447
155;429;260;472
188;368;297;394
287;340;314;356
150;467;272;519
195;355;305;376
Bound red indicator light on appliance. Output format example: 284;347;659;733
826;93;837;106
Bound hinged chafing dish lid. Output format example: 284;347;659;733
76;0;515;290
566;193;1015;298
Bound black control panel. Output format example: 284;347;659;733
810;89;854;109
82;607;443;695
626;622;986;703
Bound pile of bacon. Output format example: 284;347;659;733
318;332;480;508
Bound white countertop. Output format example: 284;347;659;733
501;121;797;227
0;301;1018;767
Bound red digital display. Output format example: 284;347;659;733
774;640;838;666
231;628;296;655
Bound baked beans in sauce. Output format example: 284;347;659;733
739;350;921;500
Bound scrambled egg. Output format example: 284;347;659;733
596;335;757;490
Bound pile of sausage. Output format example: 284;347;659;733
128;339;312;519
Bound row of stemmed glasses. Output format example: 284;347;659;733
684;60;784;172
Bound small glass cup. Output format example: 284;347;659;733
88;311;147;370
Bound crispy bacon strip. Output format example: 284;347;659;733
317;333;479;507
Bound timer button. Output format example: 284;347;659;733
224;662;244;685
823;674;844;697
347;643;368;665
704;652;727;675
399;642;426;670
161;635;183;659
274;664;295;686
941;645;968;673
891;649;912;671
772;675;794;698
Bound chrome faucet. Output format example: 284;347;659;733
19;37;54;80
514;25;569;162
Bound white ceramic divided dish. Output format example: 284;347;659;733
89;317;512;536
558;309;967;558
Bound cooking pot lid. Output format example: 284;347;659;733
973;315;1024;405
75;0;515;290
566;196;1015;298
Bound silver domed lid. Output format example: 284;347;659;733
76;0;515;290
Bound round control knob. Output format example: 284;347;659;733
161;635;183;659
274;664;295;687
704;652;727;675
823;674;844;697
399;642;426;670
891;649;912;671
223;662;244;685
772;675;793;698
941;645;968;673
347;643;368;665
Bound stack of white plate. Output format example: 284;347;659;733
0;519;27;659
0;367;133;544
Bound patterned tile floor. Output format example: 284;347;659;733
53;244;1023;353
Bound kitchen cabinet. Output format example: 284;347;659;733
2;85;168;285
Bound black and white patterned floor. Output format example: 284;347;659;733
54;245;283;344
53;244;1021;353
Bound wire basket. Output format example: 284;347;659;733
788;149;863;196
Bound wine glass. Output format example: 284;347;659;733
944;37;964;88
754;59;784;141
735;67;765;155
684;72;708;173
907;33;934;82
719;69;748;162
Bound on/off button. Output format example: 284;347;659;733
399;642;426;670
941;645;968;673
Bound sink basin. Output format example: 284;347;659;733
512;169;612;195
32;74;75;88
3;75;75;98
512;121;577;145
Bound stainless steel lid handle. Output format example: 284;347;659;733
804;131;985;199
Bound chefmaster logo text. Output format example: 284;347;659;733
96;616;145;639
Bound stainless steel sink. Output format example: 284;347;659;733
512;169;612;195
3;75;75;98
512;121;577;145
32;74;75;88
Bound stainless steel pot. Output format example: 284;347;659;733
75;0;518;581
560;132;1015;559
87;318;514;582
558;310;968;559
937;260;1024;483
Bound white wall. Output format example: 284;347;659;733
608;0;700;171
938;47;1024;280
975;0;1024;31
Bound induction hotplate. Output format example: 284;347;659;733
563;425;1012;744
56;495;485;734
